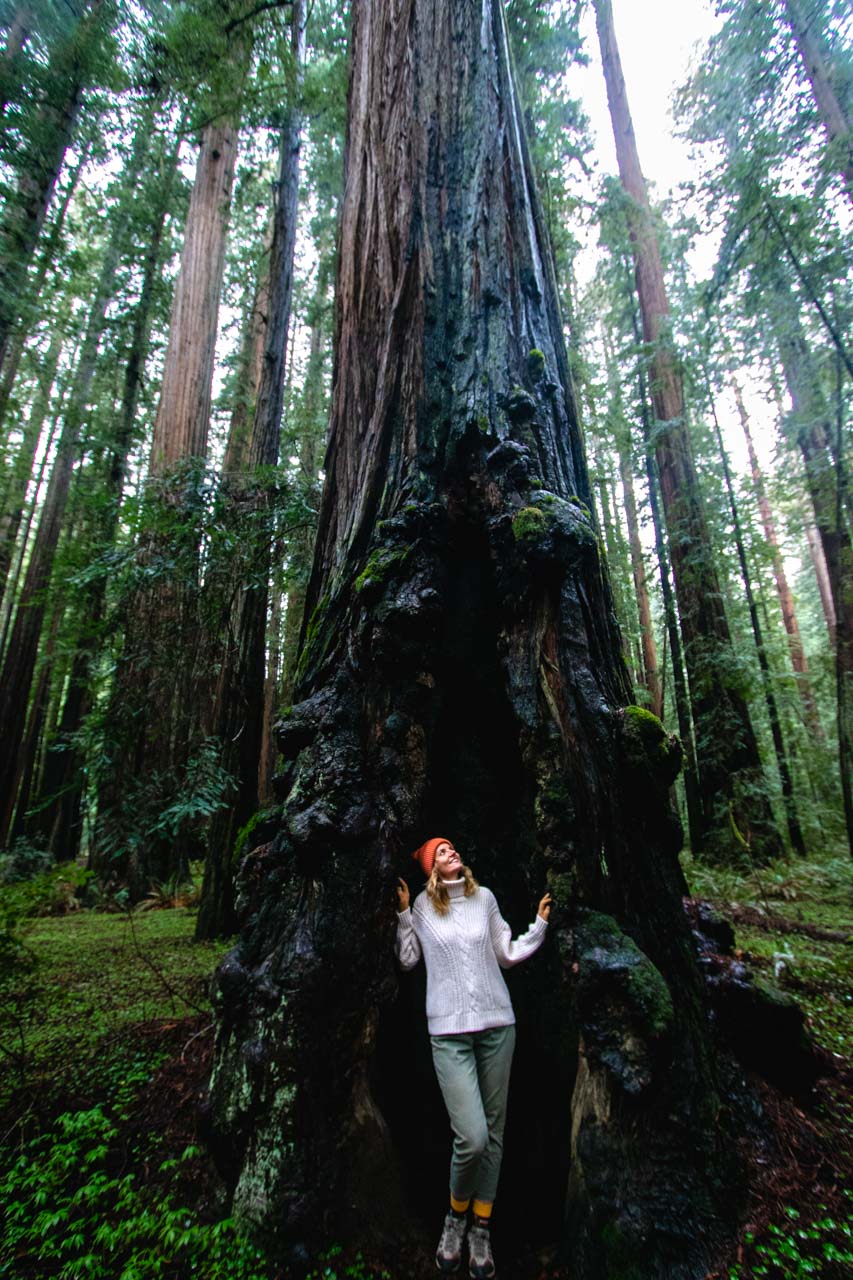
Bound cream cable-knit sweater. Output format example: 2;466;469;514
396;878;548;1036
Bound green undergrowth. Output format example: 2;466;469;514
0;899;393;1279
683;847;853;1278
682;848;853;1059
0;906;229;1110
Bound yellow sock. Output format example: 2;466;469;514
472;1199;492;1221
450;1195;470;1214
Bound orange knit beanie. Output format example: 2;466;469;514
411;837;453;878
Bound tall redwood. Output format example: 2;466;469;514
594;0;783;863
208;4;755;1276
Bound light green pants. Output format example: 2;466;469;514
429;1024;516;1204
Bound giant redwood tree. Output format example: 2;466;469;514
207;2;766;1276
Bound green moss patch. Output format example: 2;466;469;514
512;506;547;542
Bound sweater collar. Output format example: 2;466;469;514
442;878;466;900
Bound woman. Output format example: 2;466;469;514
396;837;550;1279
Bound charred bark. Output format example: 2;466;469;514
208;4;760;1277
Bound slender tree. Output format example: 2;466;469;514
196;0;306;939
0;110;150;844
782;0;853;203
28;125;184;859
91;102;242;894
593;0;783;863
0;0;112;377
732;377;822;737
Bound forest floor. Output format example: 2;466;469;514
0;851;850;1279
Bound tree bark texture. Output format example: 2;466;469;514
806;518;837;643
149;120;239;474
208;4;755;1276
196;0;305;940
594;0;783;864
783;0;853;203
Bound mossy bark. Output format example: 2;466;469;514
208;3;751;1276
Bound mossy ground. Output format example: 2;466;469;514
682;846;853;1277
1;851;851;1278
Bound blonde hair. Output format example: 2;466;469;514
425;864;479;915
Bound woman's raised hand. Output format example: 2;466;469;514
537;892;552;921
397;878;410;911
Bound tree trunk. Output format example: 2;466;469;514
624;267;703;852
706;380;806;856
0;210;124;844
0;0;106;377
733;378;821;737
617;444;661;714
28;127;182;860
772;285;853;683
0;329;63;599
196;0;306;940
91;110;241;896
806;519;837;643
589;429;634;670
208;4;752;1276
783;0;853;203
594;0;783;864
0;144;87;444
279;266;331;702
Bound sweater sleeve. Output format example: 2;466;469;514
486;892;548;969
395;907;422;970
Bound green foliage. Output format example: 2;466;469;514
728;1200;853;1279
303;1245;391;1280
354;546;411;594
233;808;277;866
0;906;228;1111
512;505;547;541
0;1104;273;1279
682;847;853;1058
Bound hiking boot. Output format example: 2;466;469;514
435;1210;467;1273
467;1224;495;1279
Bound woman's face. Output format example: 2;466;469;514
434;841;463;880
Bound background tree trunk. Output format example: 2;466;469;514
594;0;783;864
0;0;106;375
783;0;853;202
92;112;241;895
733;377;822;737
208;4;750;1276
196;0;306;940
